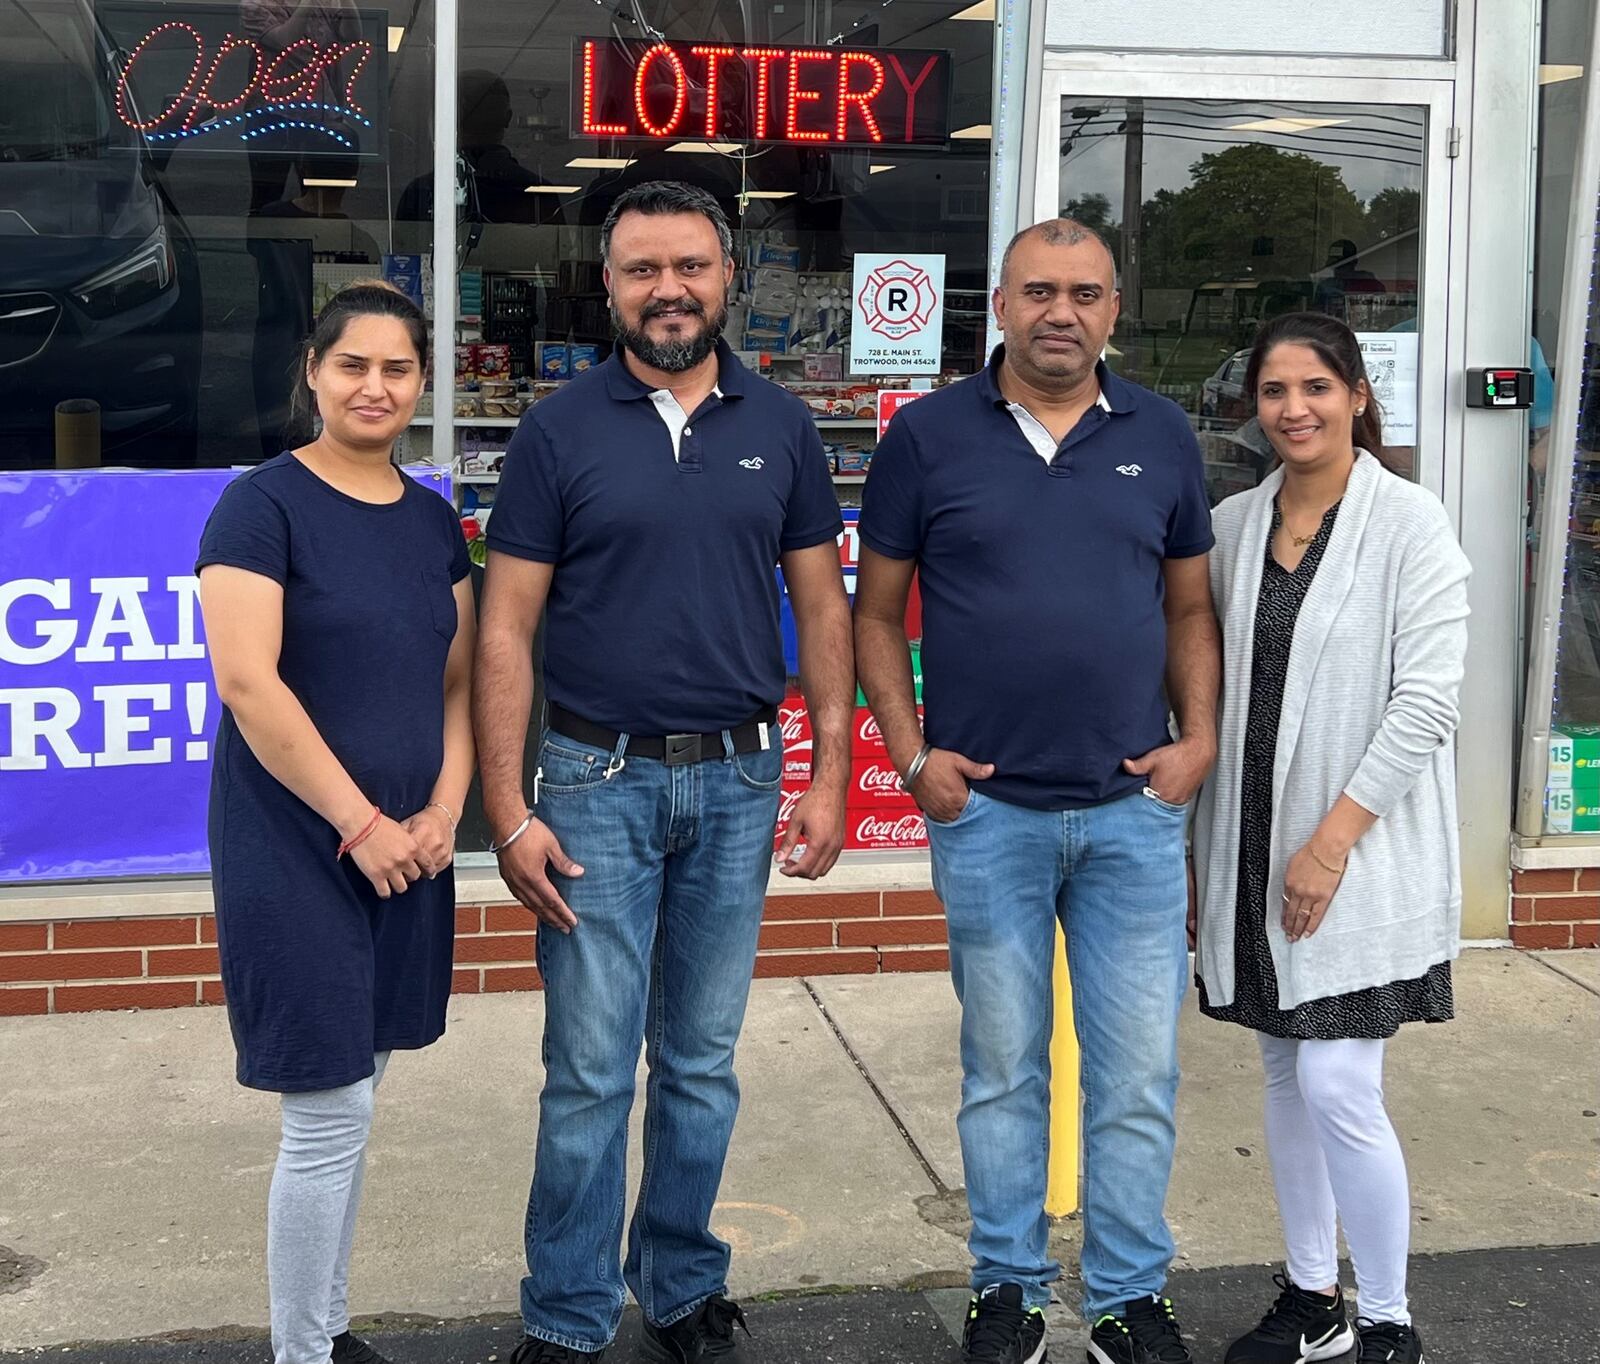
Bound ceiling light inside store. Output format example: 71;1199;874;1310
870;164;895;173
739;191;796;199
303;178;357;188
567;157;635;169
952;124;992;139
1539;65;1584;84
526;185;583;194
387;26;404;51
667;141;743;154
1226;116;1350;133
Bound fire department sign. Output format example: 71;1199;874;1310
849;252;944;374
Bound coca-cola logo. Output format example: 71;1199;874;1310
778;704;809;743
854;812;926;842
777;787;805;822
857;712;883;743
856;762;905;794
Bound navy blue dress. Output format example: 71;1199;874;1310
196;453;470;1092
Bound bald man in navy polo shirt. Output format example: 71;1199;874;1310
474;182;854;1364
856;220;1221;1364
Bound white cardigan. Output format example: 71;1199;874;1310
1194;452;1471;1009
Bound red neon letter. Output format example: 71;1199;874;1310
836;51;885;143
784;50;834;142
115;22;205;132
633;42;688;137
261;39;319;101
886;54;939;141
183;34;261;130
690;44;737;138
580;39;628;135
742;48;784;140
326;40;374;115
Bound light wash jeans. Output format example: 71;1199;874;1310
926;786;1190;1320
520;728;781;1351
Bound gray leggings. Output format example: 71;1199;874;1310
269;1053;390;1364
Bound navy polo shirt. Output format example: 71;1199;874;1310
487;340;842;734
859;347;1213;811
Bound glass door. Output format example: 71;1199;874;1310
1034;72;1455;504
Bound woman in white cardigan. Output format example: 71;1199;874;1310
1193;312;1469;1364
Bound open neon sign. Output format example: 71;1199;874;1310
100;3;388;155
572;38;951;147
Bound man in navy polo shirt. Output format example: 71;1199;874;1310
473;181;853;1364
856;220;1220;1364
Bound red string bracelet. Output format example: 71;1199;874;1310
338;806;382;860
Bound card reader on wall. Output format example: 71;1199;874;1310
1465;368;1535;409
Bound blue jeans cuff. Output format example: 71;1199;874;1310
652;1286;726;1328
522;1324;613;1354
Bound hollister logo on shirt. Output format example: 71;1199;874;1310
739;457;765;470
1116;463;1143;477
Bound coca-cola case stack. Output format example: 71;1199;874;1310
775;689;929;853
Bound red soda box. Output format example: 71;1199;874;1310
849;757;918;809
773;784;807;848
844;810;928;851
778;695;813;787
851;705;923;757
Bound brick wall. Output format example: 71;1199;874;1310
0;889;947;1017
1509;869;1600;949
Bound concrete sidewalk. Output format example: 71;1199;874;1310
0;949;1596;1355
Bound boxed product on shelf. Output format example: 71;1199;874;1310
538;342;571;379
844;810;929;851
382;254;425;307
474;344;511;382
1547;724;1600;789
804;353;843;381
836;447;872;473
745;310;791;353
455;346;477;389
848;757;918;810
752;242;801;271
570;344;601;375
1546;787;1600;833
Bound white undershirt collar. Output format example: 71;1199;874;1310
1006;390;1114;462
648;385;723;461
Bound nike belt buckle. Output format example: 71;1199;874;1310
663;733;701;766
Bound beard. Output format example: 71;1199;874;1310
612;294;728;373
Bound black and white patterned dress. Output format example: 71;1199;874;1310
1198;498;1454;1040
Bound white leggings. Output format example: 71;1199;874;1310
1258;1035;1411;1325
268;1053;390;1364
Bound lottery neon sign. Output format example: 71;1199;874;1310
100;3;388;154
572;38;952;147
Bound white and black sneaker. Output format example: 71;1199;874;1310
1355;1319;1424;1364
962;1283;1047;1364
1087;1295;1193;1364
1223;1274;1354;1363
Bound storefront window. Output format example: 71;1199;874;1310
0;0;435;471
1533;0;1598;835
1053;96;1425;502
439;2;995;856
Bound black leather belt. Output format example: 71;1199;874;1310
547;702;779;766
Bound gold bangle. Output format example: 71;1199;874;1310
1309;846;1346;876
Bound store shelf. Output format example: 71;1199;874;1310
814;418;879;429
410;415;522;428
458;473;502;485
832;473;868;484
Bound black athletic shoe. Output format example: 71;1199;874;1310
1354;1320;1424;1364
641;1295;751;1363
329;1331;392;1364
1222;1274;1354;1363
961;1283;1047;1364
1087;1295;1193;1364
508;1336;605;1364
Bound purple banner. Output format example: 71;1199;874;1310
0;465;451;883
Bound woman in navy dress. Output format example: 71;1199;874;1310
197;282;475;1364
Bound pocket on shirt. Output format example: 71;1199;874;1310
419;567;457;642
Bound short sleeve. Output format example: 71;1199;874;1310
195;476;290;583
486;414;564;562
446;506;472;583
1164;418;1215;559
858;412;923;560
780;417;845;552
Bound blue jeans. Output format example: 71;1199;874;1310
926;786;1190;1320
520;728;781;1351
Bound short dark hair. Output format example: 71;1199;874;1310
289;281;428;436
1244;311;1386;458
600;180;735;264
999;218;1119;289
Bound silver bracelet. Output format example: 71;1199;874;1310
426;800;458;831
904;743;933;791
488;810;534;855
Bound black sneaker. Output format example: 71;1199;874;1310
1354;1320;1424;1364
961;1283;1047;1364
1223;1274;1354;1363
1087;1296;1193;1364
508;1336;605;1364
641;1294;751;1363
329;1331;392;1364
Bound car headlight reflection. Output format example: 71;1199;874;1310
70;229;173;319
